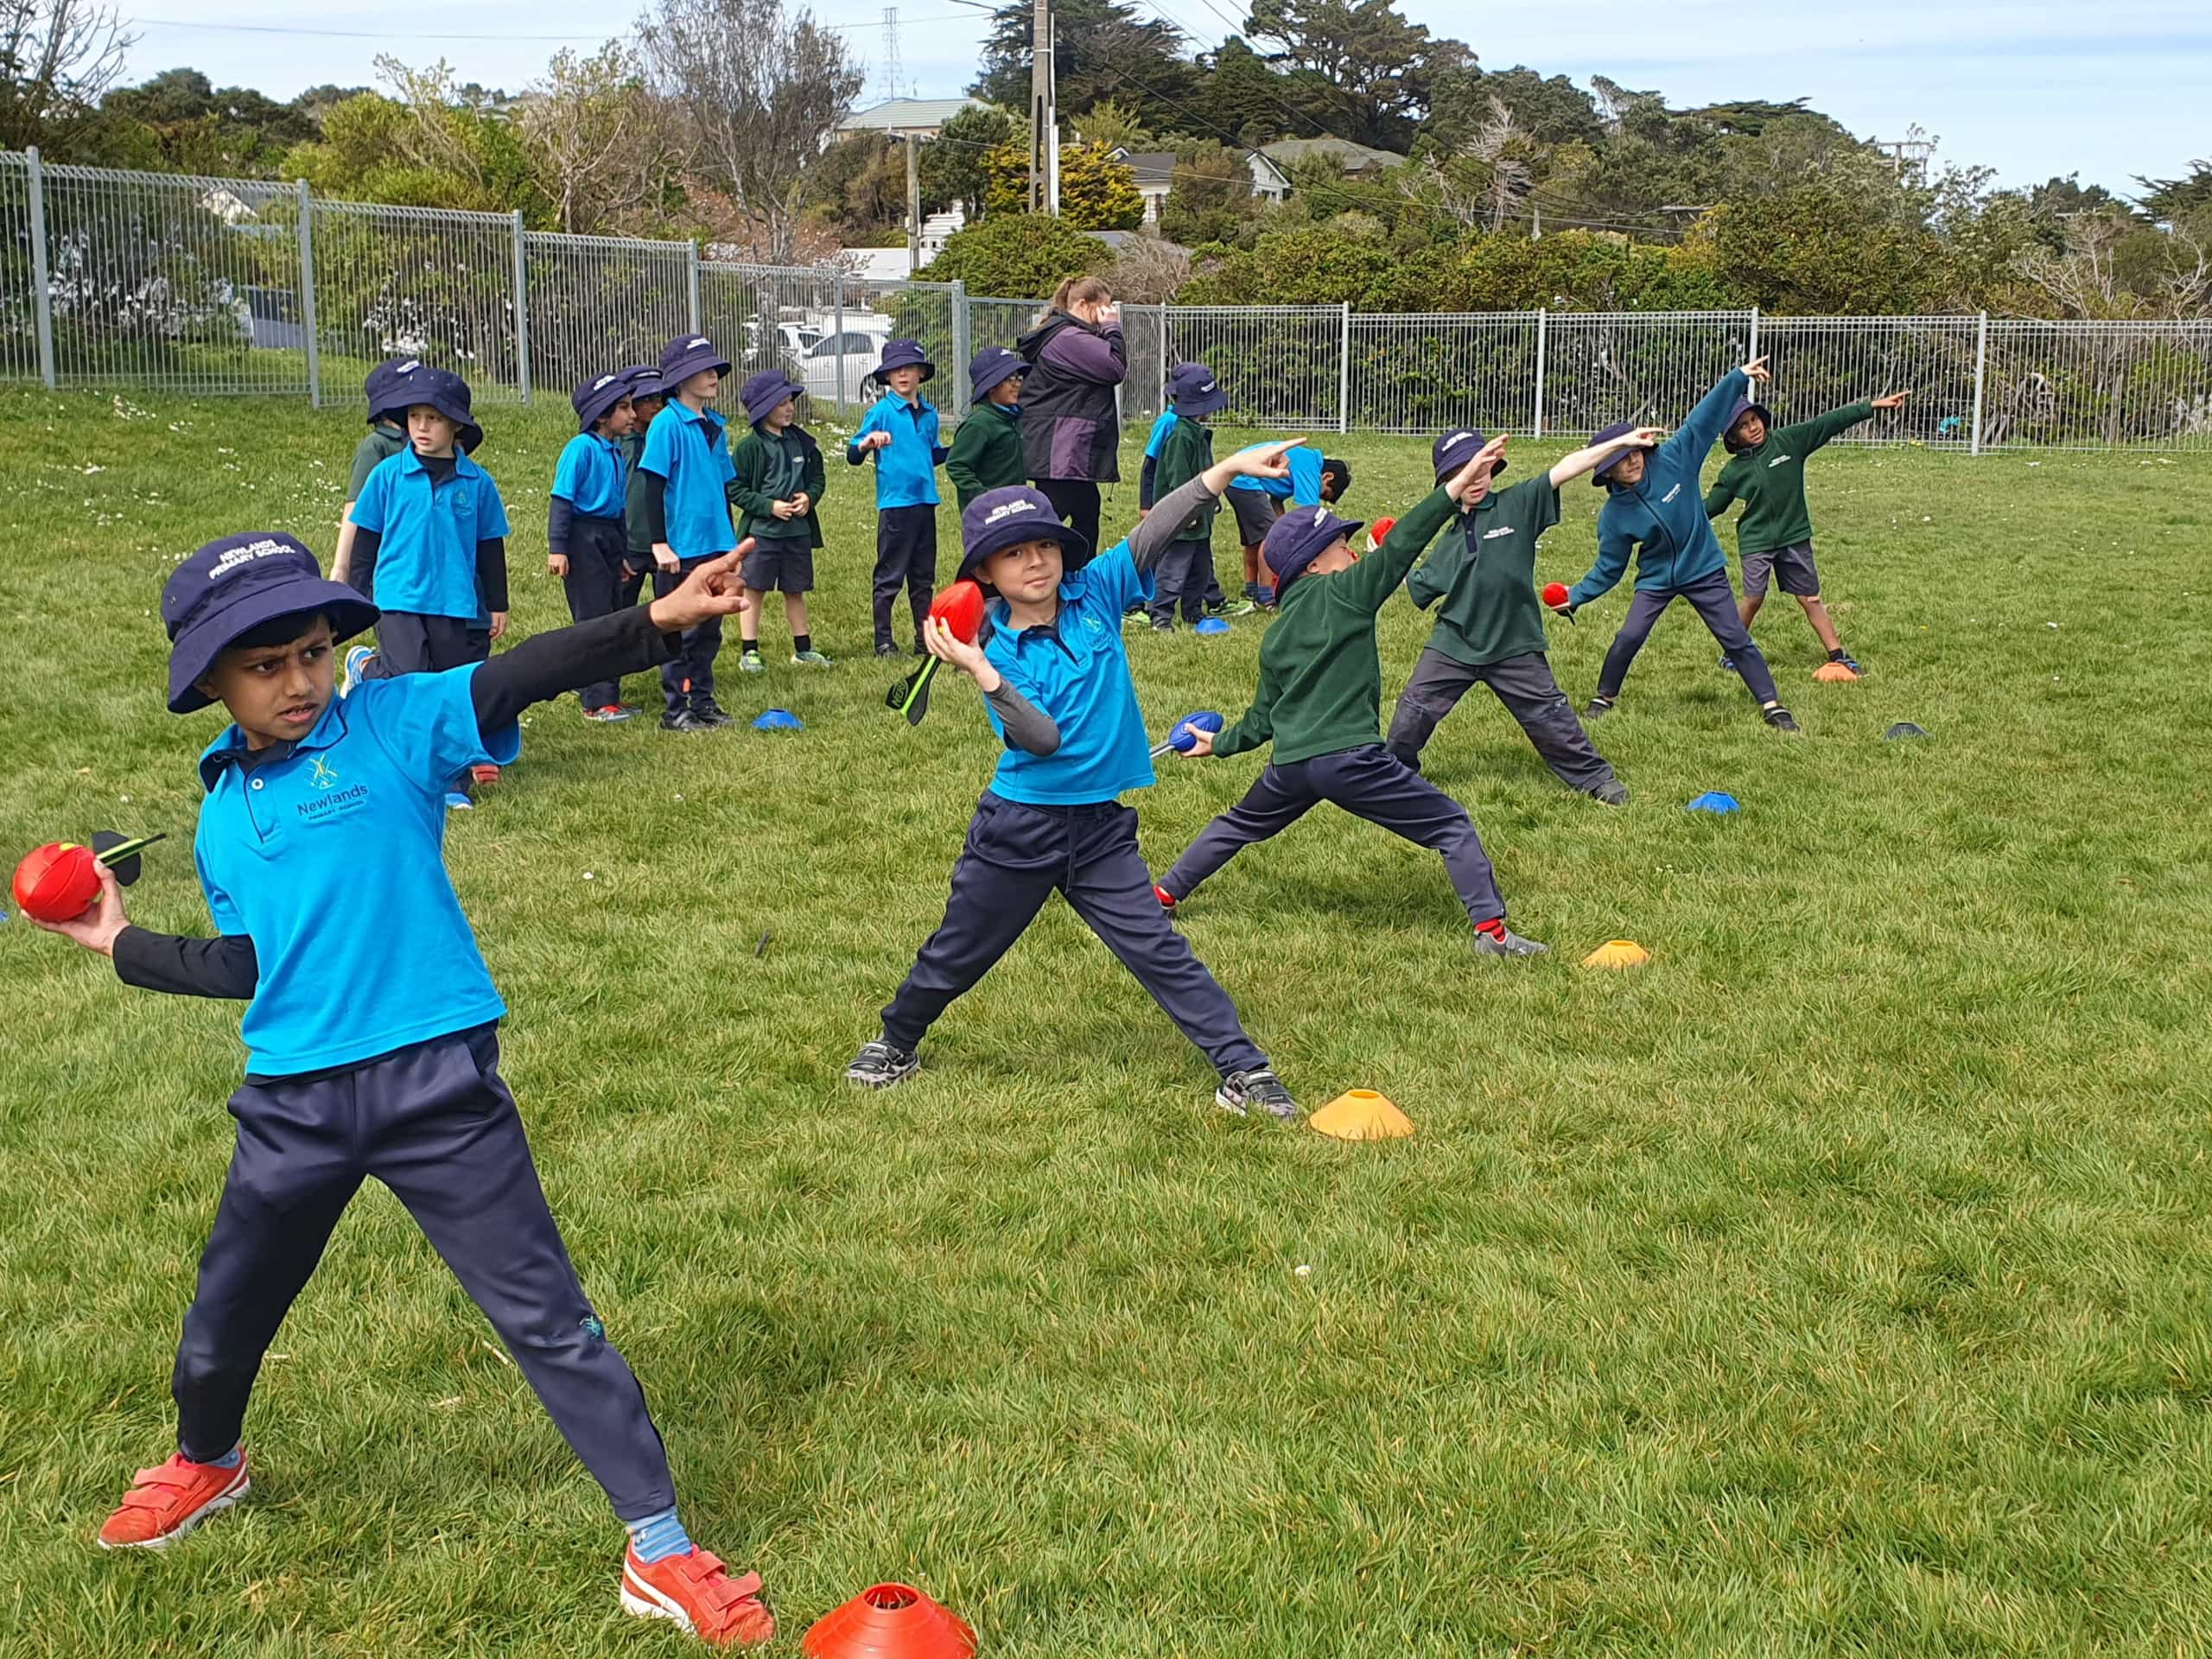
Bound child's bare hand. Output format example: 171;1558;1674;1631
652;543;679;572
922;616;991;680
648;544;752;631
771;499;798;521
1627;425;1669;448
488;612;509;641
862;431;893;452
1446;434;1510;498
1211;438;1303;493
790;492;810;515
32;863;127;956
1872;389;1911;410
547;554;569;578
1742;354;1771;385
1183;727;1216;759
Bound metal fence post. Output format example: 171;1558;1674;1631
1747;306;1760;362
25;147;55;389
1337;302;1351;435
686;243;702;334
511;210;531;404
832;274;847;418
296;179;321;408
1532;308;1547;438
1970;310;1989;454
950;280;970;423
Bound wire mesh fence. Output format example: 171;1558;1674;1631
3;151;2210;450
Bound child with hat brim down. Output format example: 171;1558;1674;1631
548;371;645;720
637;335;743;732
1385;425;1667;805
327;356;417;594
1138;363;1235;629
1554;355;1801;732
944;347;1028;509
844;443;1309;1122
848;340;948;658
1704;386;1910;677
619;366;668;611
1224;447;1350;610
729;371;831;671
1153;437;1547;958
24;533;777;1647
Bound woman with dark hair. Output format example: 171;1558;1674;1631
1015;276;1126;552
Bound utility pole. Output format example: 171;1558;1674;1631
1028;0;1055;213
906;134;922;276
1531;200;1541;240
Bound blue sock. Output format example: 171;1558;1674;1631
627;1506;693;1564
197;1444;243;1469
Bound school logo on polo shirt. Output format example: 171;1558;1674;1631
1481;524;1516;540
308;755;340;789
1768;453;1793;467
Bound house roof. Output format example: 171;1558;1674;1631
1120;151;1179;187
837;97;982;132
1255;136;1405;172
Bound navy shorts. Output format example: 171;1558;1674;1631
743;538;816;594
1743;540;1820;598
1228;487;1279;547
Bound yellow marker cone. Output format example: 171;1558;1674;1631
1580;938;1649;969
1309;1089;1414;1141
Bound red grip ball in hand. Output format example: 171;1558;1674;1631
1370;516;1396;549
13;842;101;924
1542;582;1570;607
928;579;987;645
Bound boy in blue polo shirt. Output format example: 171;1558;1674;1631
1226;448;1349;608
26;534;774;1647
549;371;641;721
638;335;741;732
844;444;1303;1122
847;339;946;658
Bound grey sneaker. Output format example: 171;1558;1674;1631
1474;927;1549;958
845;1039;919;1090
1216;1066;1299;1122
792;648;833;667
660;709;709;733
1589;779;1630;806
1582;695;1615;721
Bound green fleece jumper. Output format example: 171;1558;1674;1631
1407;474;1562;668
1155;416;1219;543
944;398;1026;507
1703;401;1874;554
1214;483;1458;766
728;423;827;549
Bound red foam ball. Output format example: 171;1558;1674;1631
929;579;987;645
14;842;100;924
1370;515;1397;547
1542;582;1570;607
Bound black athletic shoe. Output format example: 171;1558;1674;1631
1590;779;1630;806
691;699;734;728
1216;1066;1299;1122
1582;696;1616;721
844;1039;919;1090
875;642;899;658
660;709;709;733
1764;705;1801;733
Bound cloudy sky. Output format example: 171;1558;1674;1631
119;0;2208;197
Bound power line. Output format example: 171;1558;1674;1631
124;11;978;40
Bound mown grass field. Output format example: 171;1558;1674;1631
2;385;2209;1656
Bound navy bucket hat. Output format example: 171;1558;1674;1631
396;365;485;454
1262;504;1363;600
572;371;633;433
957;486;1093;586
967;346;1026;403
658;334;731;389
874;338;935;385
1722;397;1775;452
619;364;665;404
1430;428;1506;484
162;533;378;715
740;369;806;426
1589;420;1642;486
1167;361;1229;419
364;356;423;427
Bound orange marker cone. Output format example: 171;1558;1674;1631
802;1584;976;1659
1309;1089;1414;1141
1812;661;1859;683
1580;938;1649;969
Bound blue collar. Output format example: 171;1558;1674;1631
198;694;351;791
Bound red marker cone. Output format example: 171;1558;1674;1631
802;1584;976;1659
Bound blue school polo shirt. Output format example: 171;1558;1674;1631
194;668;523;1078
980;540;1155;805
852;393;942;509
639;401;738;559
351;448;512;620
1227;444;1324;505
551;431;628;519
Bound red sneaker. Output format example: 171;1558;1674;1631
620;1545;775;1647
470;763;502;787
1154;884;1177;912
97;1452;250;1550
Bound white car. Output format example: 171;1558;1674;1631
795;327;893;409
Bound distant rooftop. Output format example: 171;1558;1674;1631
837;98;984;133
1256;136;1406;171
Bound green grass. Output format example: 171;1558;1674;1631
3;385;2211;1657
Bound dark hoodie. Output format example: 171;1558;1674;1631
1016;312;1128;484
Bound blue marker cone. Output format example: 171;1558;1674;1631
1686;791;1740;814
753;709;804;731
1193;617;1231;636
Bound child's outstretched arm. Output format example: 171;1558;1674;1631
31;861;260;997
1666;356;1766;462
1563;520;1633;613
1553;427;1667;490
1342;435;1508;613
1125;440;1300;571
1702;474;1738;521
1207;656;1281;760
1799;389;1908;452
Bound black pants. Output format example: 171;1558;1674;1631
1031;477;1101;556
652;558;724;714
880;792;1267;1077
1160;744;1507;928
874;505;939;650
1597;572;1779;704
1148;538;1212;626
1387;647;1619;796
559;516;632;709
365;612;491;678
173;1026;676;1521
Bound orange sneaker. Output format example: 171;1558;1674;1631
620;1545;775;1647
97;1452;251;1550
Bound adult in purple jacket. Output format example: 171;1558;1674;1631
1015;275;1127;556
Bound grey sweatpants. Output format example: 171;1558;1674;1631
1386;647;1618;796
1596;571;1779;704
